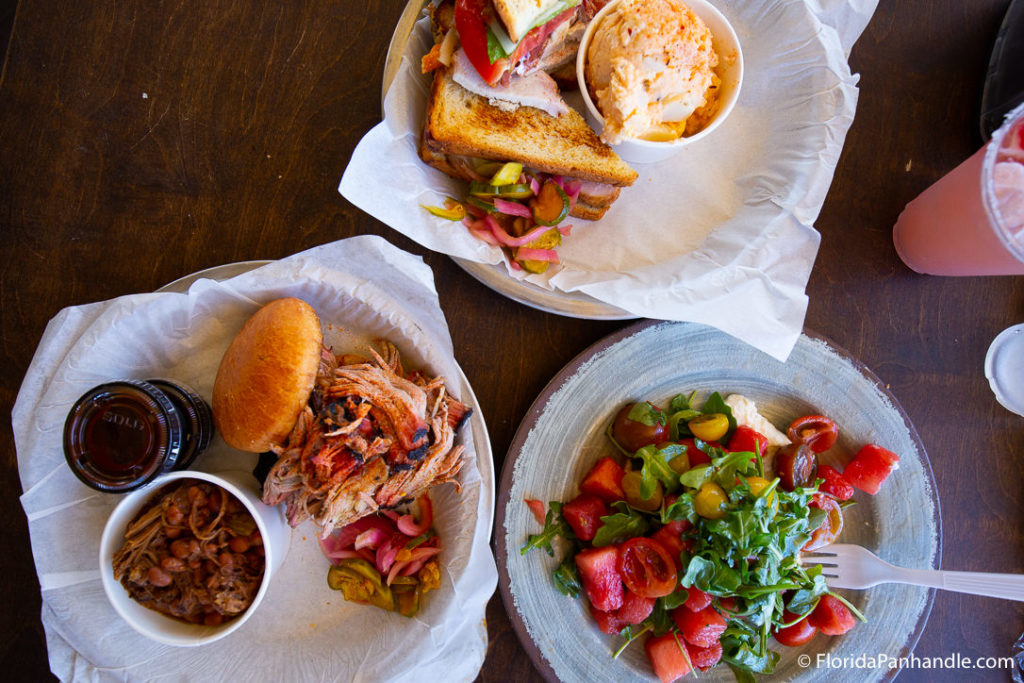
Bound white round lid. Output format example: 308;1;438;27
985;323;1024;416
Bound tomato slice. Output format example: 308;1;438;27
618;537;677;598
787;415;838;453
802;493;844;551
454;0;508;86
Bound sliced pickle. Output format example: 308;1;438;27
464;195;497;214
489;161;523;186
531;181;570;227
327;559;394;611
468;181;533;199
514;227;561;274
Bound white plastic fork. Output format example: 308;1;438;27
802;544;1024;601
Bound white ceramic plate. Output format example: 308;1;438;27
496;320;940;682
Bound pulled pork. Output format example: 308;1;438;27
262;341;471;538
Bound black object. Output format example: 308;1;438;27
981;0;1024;140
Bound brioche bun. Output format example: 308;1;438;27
213;298;323;452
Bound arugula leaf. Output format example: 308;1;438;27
627;401;666;427
552;554;581;598
668;391;696;414
679;464;713;489
635;443;685;497
592;502;651;547
520;501;572;556
785;571;830;615
721;634;781;675
662;492;696;525
679;554;717;589
701;391;738;431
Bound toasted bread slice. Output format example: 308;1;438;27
422;69;637;188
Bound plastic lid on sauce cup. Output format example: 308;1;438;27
63;380;185;492
985;323;1024;417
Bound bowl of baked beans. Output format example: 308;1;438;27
99;470;290;646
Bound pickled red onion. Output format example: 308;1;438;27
515;247;559;262
484;214;553;247
493;197;532;218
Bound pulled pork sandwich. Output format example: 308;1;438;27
212;298;471;538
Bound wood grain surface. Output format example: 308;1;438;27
2;1;1022;681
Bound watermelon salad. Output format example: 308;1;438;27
521;391;900;682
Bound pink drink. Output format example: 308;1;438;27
893;103;1024;275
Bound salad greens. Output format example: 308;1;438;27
522;391;865;679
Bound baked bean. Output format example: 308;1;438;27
204;612;223;626
228;536;250;553
147;566;172;587
160;556;186;573
165;504;184;526
187;486;207;507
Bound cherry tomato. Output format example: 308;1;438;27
787;415;838;453
454;0;508;85
802;493;844;551
618;537;677;598
693;482;728;519
621;471;663;511
774;442;818;491
745;476;778;512
688;413;729;442
774;610;817;647
611;402;668;453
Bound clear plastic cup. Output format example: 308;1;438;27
893;101;1024;275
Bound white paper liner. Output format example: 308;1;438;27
13;236;498;682
339;0;877;361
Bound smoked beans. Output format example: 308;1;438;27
111;481;265;625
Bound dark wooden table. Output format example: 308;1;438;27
2;1;1022;681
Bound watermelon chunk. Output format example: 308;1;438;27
682;586;712;613
672;604;727;648
579;456;626;503
843;444;900;495
575;546;624;612
686;639;723;671
817;464;854;501
561;493;609;542
615;588;656;624
589;603;625;635
644;632;692;683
